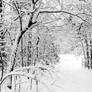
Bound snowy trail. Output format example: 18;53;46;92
54;55;92;92
2;54;92;92
55;68;92;92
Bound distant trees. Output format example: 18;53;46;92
15;25;60;67
58;0;92;69
27;26;60;66
75;22;92;69
72;0;92;69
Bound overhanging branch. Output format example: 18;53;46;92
39;10;90;24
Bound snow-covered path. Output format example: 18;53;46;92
54;54;92;92
2;54;92;92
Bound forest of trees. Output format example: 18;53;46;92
0;0;92;92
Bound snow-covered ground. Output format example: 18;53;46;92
57;54;83;70
55;54;92;92
2;54;92;92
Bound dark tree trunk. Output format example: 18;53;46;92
84;39;90;68
90;40;92;69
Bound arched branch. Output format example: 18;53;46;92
39;10;90;24
0;72;34;86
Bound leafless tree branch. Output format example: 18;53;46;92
0;72;34;86
39;10;90;24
